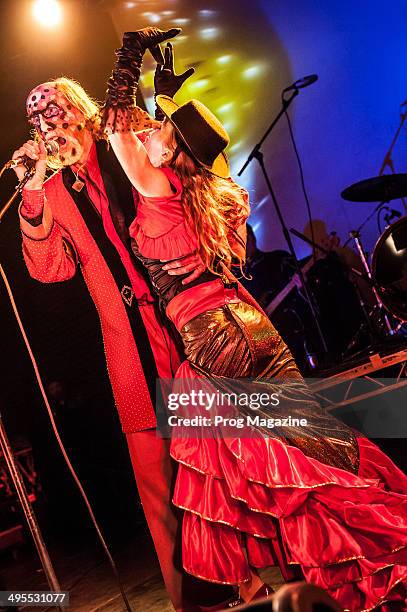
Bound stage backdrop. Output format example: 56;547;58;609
110;0;407;257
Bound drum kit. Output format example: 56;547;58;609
265;173;407;371
340;173;407;325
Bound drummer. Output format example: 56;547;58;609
303;220;375;308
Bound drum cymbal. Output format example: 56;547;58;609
341;174;407;202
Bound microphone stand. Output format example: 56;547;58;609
0;165;35;223
0;167;63;606
0;412;62;605
343;201;386;247
238;90;329;354
378;107;407;213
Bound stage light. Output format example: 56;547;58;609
199;10;217;18
142;11;161;24
242;65;262;79
32;0;62;27
200;27;220;40
218;102;234;114
217;55;232;65
190;78;210;90
229;141;242;153
222;121;234;133
172;18;190;25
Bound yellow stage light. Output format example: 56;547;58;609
32;0;62;28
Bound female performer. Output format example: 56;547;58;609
102;28;407;611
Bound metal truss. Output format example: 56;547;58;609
309;348;407;411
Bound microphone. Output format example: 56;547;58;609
5;140;59;170
283;74;318;93
383;206;402;222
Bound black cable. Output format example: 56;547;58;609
0;263;133;612
377;207;385;235
282;100;316;260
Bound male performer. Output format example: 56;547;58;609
13;29;232;612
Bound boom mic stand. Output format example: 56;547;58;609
0;166;63;606
379;105;407;213
0;413;62;604
238;88;329;355
347;104;407;250
0;165;35;223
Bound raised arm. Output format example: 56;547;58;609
100;28;182;197
108;116;172;198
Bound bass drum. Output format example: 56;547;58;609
371;216;407;321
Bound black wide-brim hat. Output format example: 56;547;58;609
156;95;230;179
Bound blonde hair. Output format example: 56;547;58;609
40;77;100;124
29;77;101;169
166;126;250;275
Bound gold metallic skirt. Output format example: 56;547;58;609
180;301;359;474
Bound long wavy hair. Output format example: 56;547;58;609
165;124;250;275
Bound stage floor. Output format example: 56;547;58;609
1;527;175;611
0;525;283;611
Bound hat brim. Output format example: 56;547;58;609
156;95;230;179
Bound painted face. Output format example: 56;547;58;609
26;84;88;166
144;120;175;167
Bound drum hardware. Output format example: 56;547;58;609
378;102;407;213
340;175;406;250
289;228;390;355
379;206;402;233
343;201;388;249
341;174;407;327
348;229;394;335
289;228;369;284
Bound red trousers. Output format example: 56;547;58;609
126;430;233;611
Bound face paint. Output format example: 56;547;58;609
26;84;88;166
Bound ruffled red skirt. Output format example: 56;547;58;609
168;301;407;612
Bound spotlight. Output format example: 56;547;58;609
190;78;210;90
172;18;190;25
218;102;234;114
32;0;62;27
200;27;220;40
242;65;262;79
217;55;232;65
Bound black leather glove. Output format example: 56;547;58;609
154;42;195;120
101;28;181;133
122;27;181;61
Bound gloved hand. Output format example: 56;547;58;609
123;28;181;63
101;27;181;133
154;42;195;119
